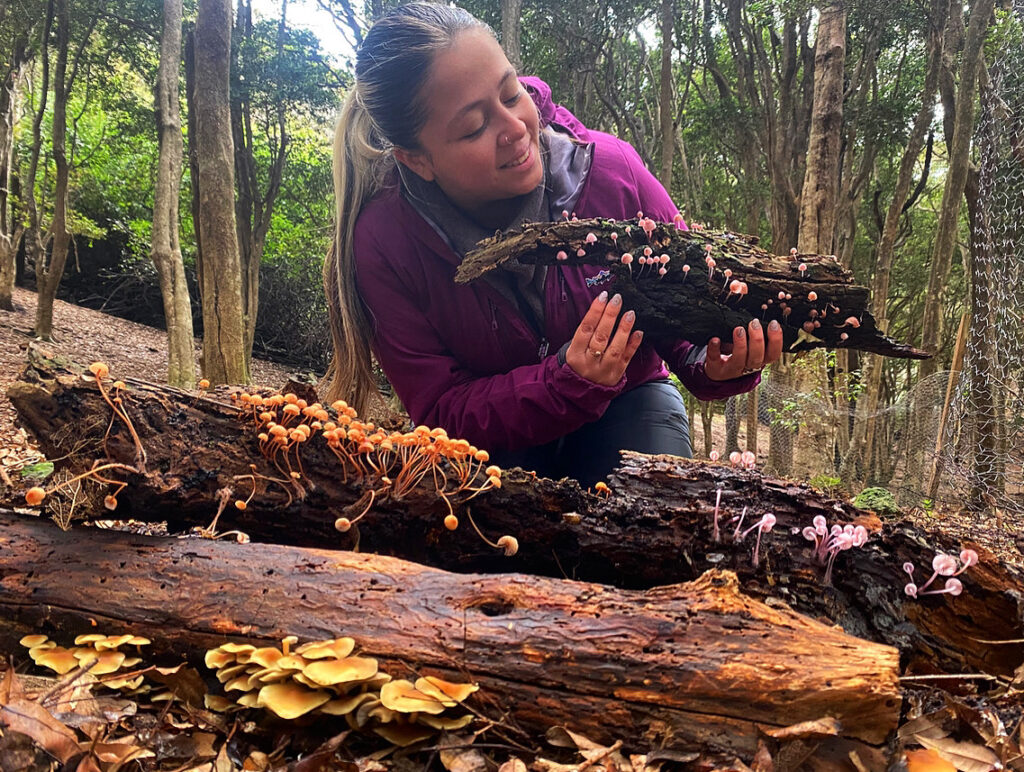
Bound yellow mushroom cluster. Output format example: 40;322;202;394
204;636;478;746
233;392;515;554
20;633;154;694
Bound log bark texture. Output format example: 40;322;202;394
6;355;1024;680
457;219;928;359
0;512;901;753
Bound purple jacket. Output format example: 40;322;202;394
354;78;759;453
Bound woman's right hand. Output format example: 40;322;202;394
565;292;644;386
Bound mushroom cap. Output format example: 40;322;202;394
256;683;331;720
379;679;447;715
215;663;251;683
103;675;145;691
20;635;51;648
224;674;255;693
92;634;136;651
247;647;286;669
318;692;378;716
294;637;356;660
248;667;296;688
302;656;379;687
417;713;474;731
75;649;126;675
275;655;307;672
32;647;81;674
372;723;436;747
205;649;238;670
414;676;479;706
237;692;261;708
204;694;242;713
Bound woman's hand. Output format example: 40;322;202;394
565;292;644;386
705;319;784;381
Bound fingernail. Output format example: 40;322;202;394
610;293;622;306
635;330;644;341
736;327;745;339
711;338;720;346
769;320;780;331
598;291;608;302
751;319;761;330
624;310;635;322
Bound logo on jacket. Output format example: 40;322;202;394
585;269;613;287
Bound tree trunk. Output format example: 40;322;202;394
8;356;1023;679
152;0;197;389
796;2;845;258
32;0;70;341
724;396;739;452
0;513;902;754
499;0;522;72
842;0;950;484
657;0;674;189
232;0;289;364
918;0;995;380
194;0;249;385
0;30;29;312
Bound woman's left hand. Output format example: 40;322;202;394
705;319;784;381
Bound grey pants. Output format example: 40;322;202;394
494;378;692;487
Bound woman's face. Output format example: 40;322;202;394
395;29;542;218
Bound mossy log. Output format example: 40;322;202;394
5;354;1023;683
0;511;901;754
458;218;928;359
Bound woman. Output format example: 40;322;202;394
324;3;782;485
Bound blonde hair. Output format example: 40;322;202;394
322;3;492;414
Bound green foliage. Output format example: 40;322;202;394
853;486;901;516
808;474;842;498
20;462;55;482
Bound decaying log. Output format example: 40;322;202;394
6;355;1024;681
458;219;928;359
0;512;901;753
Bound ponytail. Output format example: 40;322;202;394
322;90;394;414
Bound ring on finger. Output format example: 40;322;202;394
588;348;603;358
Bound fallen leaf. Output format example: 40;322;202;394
913;735;1001;772
147;664;207;707
440;746;489;772
763;717;841;741
546;726;604;751
0;669;80;763
906;749;956;772
498;759;527;772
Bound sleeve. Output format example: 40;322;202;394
355;228;627;452
614;139;760;400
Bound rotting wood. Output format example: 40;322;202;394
5;353;1024;680
0;512;901;753
458;218;928;359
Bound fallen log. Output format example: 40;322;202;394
458;218;928;359
0;512;901;754
6;355;1024;682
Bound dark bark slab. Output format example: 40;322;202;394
458;219;928;359
5;355;1022;682
0;512;901;753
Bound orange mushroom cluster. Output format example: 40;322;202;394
233;392;515;553
19;633;163;696
204;635;477;746
23;361;143;515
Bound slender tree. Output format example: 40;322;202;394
500;0;522;71
194;0;249;384
918;0;995;380
151;0;196;388
657;0;674;188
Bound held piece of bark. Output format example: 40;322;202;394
0;512;901;751
458;219;929;359
7;355;1022;678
